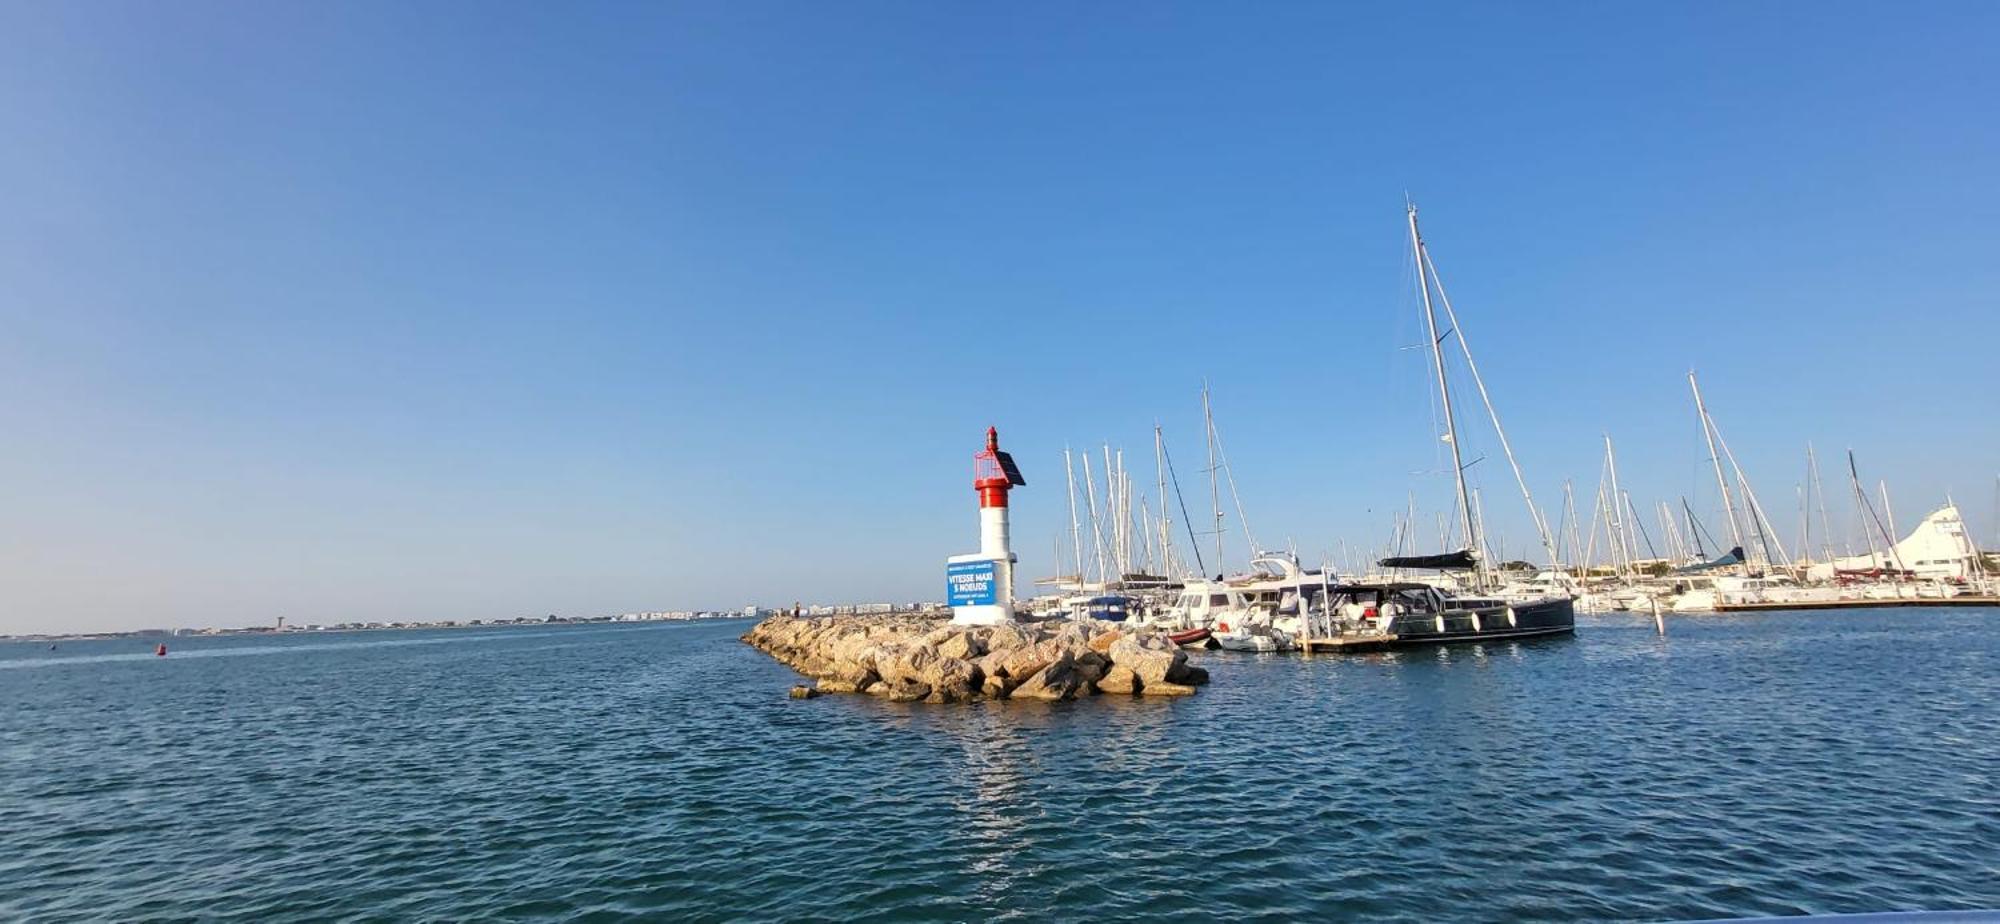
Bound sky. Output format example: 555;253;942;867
2;2;1996;633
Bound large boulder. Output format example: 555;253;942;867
1097;663;1140;694
1108;635;1192;686
1140;681;1198;696
985;622;1039;654
1048;620;1096;649
998;639;1071;683
933;631;984;662
886;678;931;702
875;643;942;686
918;656;982;704
1010;659;1083;701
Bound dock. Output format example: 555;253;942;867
1714;596;2000;613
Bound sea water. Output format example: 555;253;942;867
3;611;1996;921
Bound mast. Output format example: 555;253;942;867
1154;425;1171;577
1561;480;1582;576
1112;444;1128;580
1081;451;1104;585
1605;434;1635;573
1582;480;1605;578
1137;499;1155;575
1203;382;1224;577
1408;204;1479;580
1689;371;1746;553
1063;447;1084;588
1878;480;1899;553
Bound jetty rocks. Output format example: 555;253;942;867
744;614;1209;703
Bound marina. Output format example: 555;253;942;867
8;3;1998;921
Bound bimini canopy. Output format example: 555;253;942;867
1673;546;1745;574
1377;550;1478;571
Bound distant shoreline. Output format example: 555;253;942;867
1;614;757;644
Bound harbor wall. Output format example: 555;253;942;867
743;614;1207;703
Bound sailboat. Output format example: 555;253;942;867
1302;204;1575;651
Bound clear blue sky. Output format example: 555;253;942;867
3;2;1996;633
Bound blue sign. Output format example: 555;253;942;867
946;559;999;606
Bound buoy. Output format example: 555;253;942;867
155;643;167;657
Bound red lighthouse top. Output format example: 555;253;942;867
973;426;1026;507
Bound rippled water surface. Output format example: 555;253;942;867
4;611;1997;921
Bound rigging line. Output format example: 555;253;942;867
1208;412;1261;559
1625;493;1661;562
1682;497;1717;558
1847;450;1908;574
1421;246;1558;568
1710;421;1797;572
1160;433;1207;578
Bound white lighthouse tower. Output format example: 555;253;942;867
947;427;1026;625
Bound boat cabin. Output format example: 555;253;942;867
1165;583;1252;622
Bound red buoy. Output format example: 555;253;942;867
155;643;167;657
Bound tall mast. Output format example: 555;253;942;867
1689;370;1745;553
1878;480;1899;551
1063;447;1083;587
1081;451;1104;585
1203;381;1224;577
1120;465;1133;578
1103;445;1119;580
1408;204;1479;575
1605;434;1635;573
1154;425;1171;576
1561;480;1582;575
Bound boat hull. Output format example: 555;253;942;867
1167;627;1212;648
1212;633;1282;652
1396;596;1575;644
1304;597;1575;652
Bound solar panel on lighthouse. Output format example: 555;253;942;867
994;449;1026;487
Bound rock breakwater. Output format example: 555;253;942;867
743;614;1209;703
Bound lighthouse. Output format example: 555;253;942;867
947;427;1026;625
